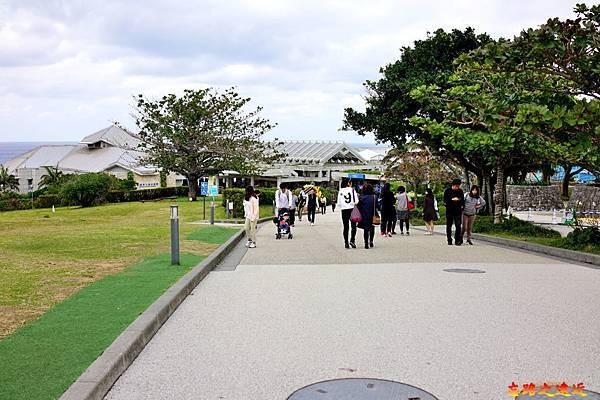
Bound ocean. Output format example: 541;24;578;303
0;142;75;165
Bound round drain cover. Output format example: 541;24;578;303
287;378;439;400
443;268;485;273
516;389;600;399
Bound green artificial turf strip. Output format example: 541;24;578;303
0;252;203;400
186;225;240;244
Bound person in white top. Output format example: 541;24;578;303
274;183;293;215
243;186;260;248
337;178;359;248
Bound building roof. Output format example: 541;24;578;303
80;125;141;150
276;141;366;165
4;145;79;172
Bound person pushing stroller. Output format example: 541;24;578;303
274;183;294;239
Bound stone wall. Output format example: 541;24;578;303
568;185;600;211
506;185;563;211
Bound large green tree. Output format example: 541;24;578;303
133;87;280;200
39;166;64;189
342;28;493;180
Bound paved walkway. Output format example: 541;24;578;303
106;210;600;400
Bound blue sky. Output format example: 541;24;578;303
0;0;580;143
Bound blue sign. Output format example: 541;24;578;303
348;173;365;179
208;185;219;196
200;181;208;196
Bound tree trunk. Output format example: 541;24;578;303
494;165;505;224
464;166;471;188
187;175;199;201
561;164;572;200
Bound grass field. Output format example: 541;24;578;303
0;197;271;338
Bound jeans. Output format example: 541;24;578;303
398;217;409;233
289;209;296;225
320;205;326;214
307;205;316;223
245;218;257;242
462;214;476;240
341;208;357;245
446;213;462;243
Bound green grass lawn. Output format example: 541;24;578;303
0;197;260;338
0;197;242;400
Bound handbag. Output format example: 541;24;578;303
372;195;381;225
407;194;415;210
350;190;362;223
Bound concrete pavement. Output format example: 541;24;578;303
105;210;600;400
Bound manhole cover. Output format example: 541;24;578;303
516;389;600;399
287;378;439;400
443;268;486;273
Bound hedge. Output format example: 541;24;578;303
106;186;189;203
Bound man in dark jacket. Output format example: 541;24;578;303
444;178;465;245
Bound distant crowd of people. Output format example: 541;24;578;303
242;178;486;249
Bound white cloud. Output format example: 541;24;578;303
0;0;580;142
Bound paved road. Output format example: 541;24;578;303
106;211;600;400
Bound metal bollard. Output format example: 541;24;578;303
210;201;215;225
552;208;557;225
170;205;180;265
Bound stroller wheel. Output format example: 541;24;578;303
288;234;293;239
276;233;281;239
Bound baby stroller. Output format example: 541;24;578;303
274;208;293;240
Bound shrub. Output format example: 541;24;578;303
0;191;29;211
564;227;600;248
60;173;112;207
106;186;189;203
222;188;245;218
473;216;561;238
34;194;61;209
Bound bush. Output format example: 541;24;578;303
564;227;600;248
106;186;189;203
34;194;61;209
0;191;29;211
473;216;561;238
60;173;112;207
222;188;245;218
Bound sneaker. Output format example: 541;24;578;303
244;240;251;247
448;241;453;245
311;223;314;226
349;242;356;248
391;231;397;235
369;242;374;248
345;243;350;249
380;232;386;237
400;232;404;235
455;242;462;246
387;233;392;237
249;242;256;248
364;243;370;249
467;239;473;245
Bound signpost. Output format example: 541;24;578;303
200;181;208;220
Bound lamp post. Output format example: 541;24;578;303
170;205;180;265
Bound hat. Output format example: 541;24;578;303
452;178;462;185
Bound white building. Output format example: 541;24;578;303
3;125;181;193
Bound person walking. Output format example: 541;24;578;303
337;178;358;249
307;188;317;226
444;178;465;245
331;196;337;212
319;195;327;214
462;185;486;245
275;183;293;217
357;183;377;249
290;190;298;227
422;188;438;235
243;186;259;248
395;186;412;235
379;183;395;237
297;189;307;221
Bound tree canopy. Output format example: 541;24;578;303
133;87;280;200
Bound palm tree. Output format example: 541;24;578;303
39;166;64;188
0;165;19;192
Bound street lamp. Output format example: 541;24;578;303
170;205;180;265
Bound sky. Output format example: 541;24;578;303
0;0;582;143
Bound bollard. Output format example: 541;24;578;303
552;208;557;225
170;205;180;265
210;201;215;225
52;205;56;213
527;207;533;222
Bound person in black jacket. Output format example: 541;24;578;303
444;178;465;246
379;183;396;237
307;188;317;225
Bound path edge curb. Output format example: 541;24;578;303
59;228;246;400
472;233;600;267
